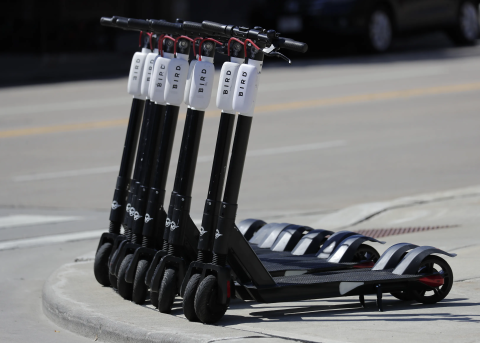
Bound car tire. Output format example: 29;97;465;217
448;1;479;45
364;6;393;53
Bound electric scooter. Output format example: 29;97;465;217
115;19;196;304
183;21;456;324
94;17;150;287
148;31;223;313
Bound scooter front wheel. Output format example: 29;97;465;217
182;274;201;322
194;275;228;324
158;268;177;313
94;243;112;286
117;254;134;300
132;259;149;304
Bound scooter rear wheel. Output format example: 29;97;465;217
411;256;453;304
183;274;201;322
117;254;133;300
194;275;229;324
158;268;177;313
94;243;112;286
132;259;149;304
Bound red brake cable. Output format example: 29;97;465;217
227;37;245;57
244;39;261;58
198;38;223;61
159;35;175;57
174;35;194;56
139;31;153;49
192;37;203;58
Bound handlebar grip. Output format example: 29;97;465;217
127;18;151;31
116;17;129;29
149;19;184;35
274;37;308;53
100;17;118;28
202;21;228;35
182;21;203;34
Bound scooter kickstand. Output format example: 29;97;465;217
359;294;365;308
376;284;383;312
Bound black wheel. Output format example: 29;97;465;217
183;274;201;322
364;6;393;53
352;244;380;263
411;256;454;304
109;272;118;289
108;249;120;289
194;275;229;324
149;264;164;308
117;254;133;300
94;243;112;286
390;291;414;301
448;1;479;45
158;268;177;313
132;259;149;304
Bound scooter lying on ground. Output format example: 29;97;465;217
179;20;456;324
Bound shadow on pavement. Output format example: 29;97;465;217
217;296;480;325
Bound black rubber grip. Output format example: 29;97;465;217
274;37;308;53
149;19;184;35
100;17;116;27
128;18;151;31
202;21;228;35
182;21;204;34
116;18;129;29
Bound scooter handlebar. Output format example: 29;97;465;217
100;16;128;28
115;17;129;29
202;21;307;53
127;18;151;32
182;21;204;34
201;21;228;35
273;37;308;53
149;19;184;35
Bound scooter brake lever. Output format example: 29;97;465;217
264;51;292;64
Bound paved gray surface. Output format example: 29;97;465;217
43;190;480;343
1;41;480;342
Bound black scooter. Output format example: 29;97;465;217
183;21;456;324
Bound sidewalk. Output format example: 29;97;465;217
43;186;480;343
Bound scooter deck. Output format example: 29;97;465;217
241;269;418;303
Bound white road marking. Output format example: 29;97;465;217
0;97;131;117
13;140;346;182
0;230;102;251
0;215;82;229
1;67;445;117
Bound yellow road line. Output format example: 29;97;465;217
1;82;479;139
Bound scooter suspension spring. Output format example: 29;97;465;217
142;236;151;248
132;233;141;244
168;244;176;256
124;227;132;241
212;253;226;267
109;221;121;234
162;239;169;251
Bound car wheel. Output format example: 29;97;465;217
448;1;479;45
366;7;393;53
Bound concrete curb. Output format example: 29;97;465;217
42;262;305;343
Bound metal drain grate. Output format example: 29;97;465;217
356;225;458;239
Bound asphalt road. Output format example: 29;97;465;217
1;40;480;341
